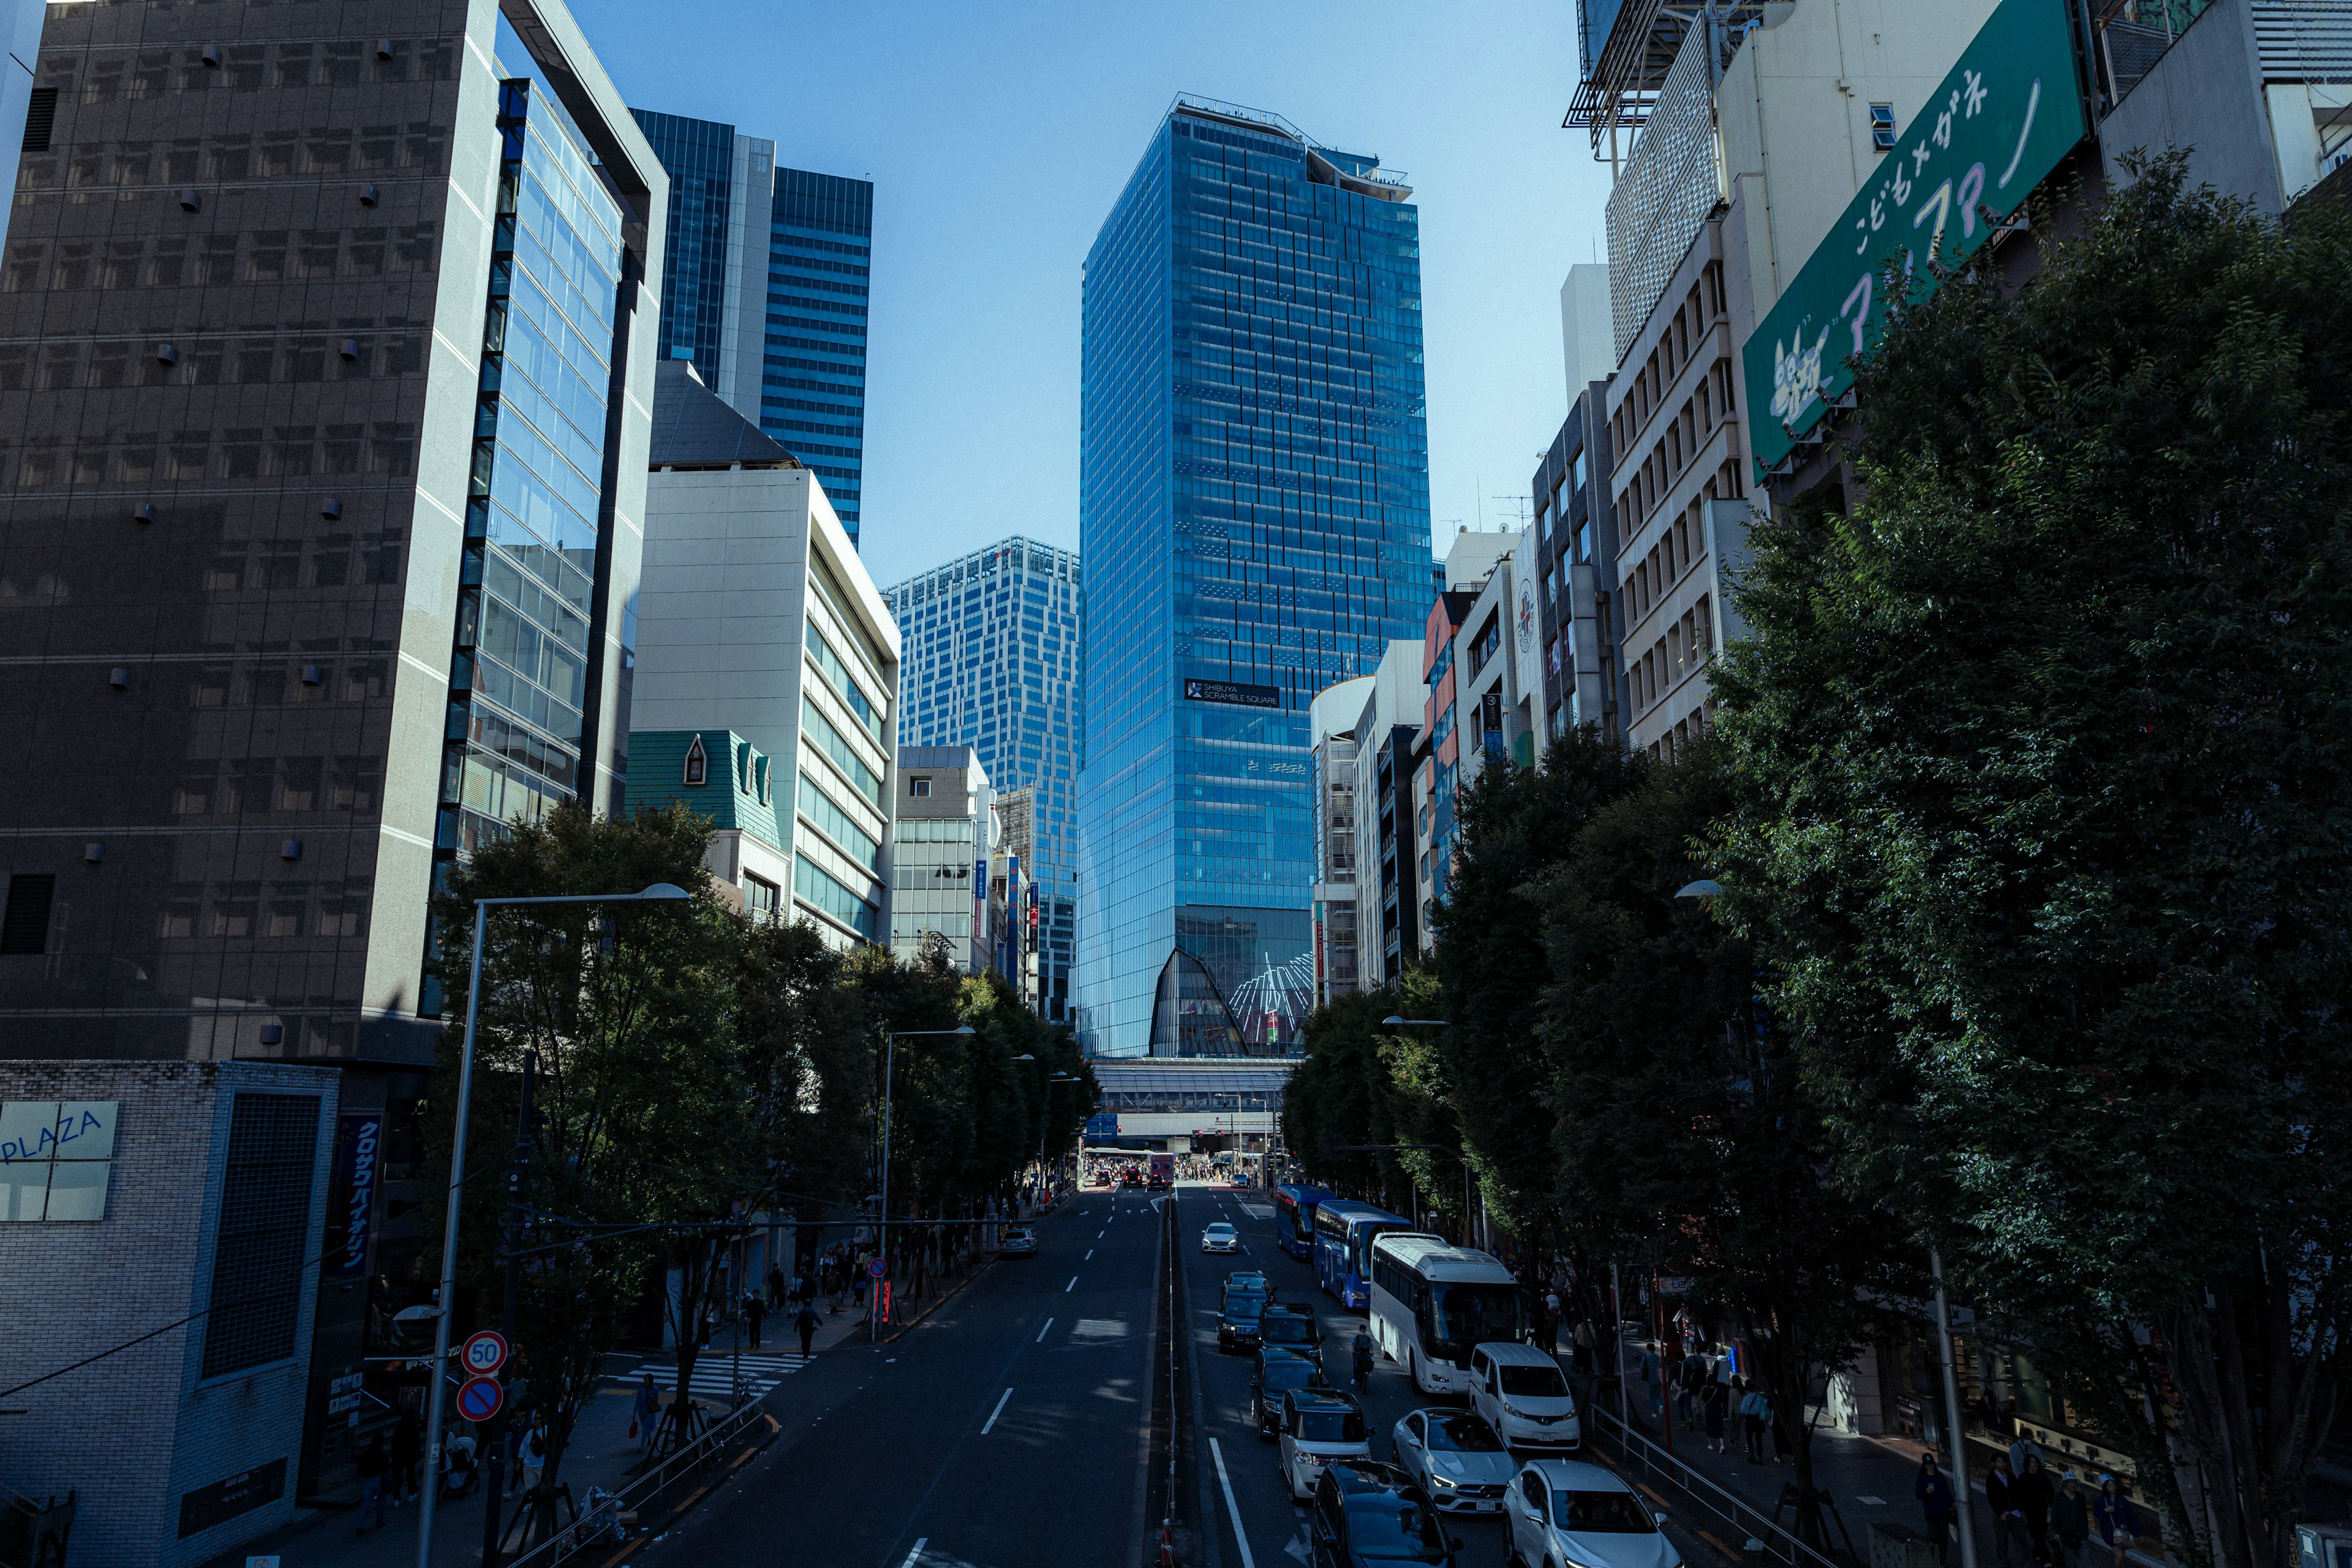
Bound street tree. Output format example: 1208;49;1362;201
1709;160;2352;1568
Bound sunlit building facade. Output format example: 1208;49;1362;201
1072;96;1433;1058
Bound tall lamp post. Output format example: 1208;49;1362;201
416;881;692;1568
875;1025;975;1344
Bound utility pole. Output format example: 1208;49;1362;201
1932;1248;1981;1568
480;1051;532;1567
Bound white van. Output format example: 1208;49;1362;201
1469;1341;1580;1450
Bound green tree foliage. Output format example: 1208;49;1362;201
1283;982;1450;1220
1537;747;1904;1538
1431;726;1646;1250
1710;161;2352;1568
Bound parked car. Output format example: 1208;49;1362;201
1390;1408;1515;1513
1202;1221;1241;1254
1260;1304;1326;1376
1506;1460;1678;1568
1468;1342;1579;1451
1277;1390;1371;1502
999;1226;1037;1259
1219;1286;1270;1352
1310;1460;1461;1566
1252;1347;1332;1438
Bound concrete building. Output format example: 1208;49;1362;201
626;728;797;921
1411;529;1521;935
1307;676;1373;1008
631;360;899;948
1346;639;1435;992
0;1061;337;1567
892;745;995;974
0;0;666;1499
1529;383;1625;745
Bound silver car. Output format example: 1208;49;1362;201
1390;1408;1515;1513
1506;1460;1681;1568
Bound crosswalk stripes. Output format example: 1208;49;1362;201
615;1351;811;1403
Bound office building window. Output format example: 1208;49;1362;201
0;872;54;956
908;776;932;798
0;1100;119;1221
744;873;780;918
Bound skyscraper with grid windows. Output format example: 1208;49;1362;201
1072;96;1433;1059
630;111;871;545
886;537;1082;1021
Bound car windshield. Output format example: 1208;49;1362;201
1425;1413;1505;1452
1206;1224;1235;1234
1262;1313;1316;1344
1348;1498;1446;1558
1226;1295;1266;1321
1296;1409;1365;1443
1263;1361;1317;1391
1426;1283;1522;1356
1501;1363;1570;1398
1555;1490;1657;1533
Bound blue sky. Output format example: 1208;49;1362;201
570;0;1617;589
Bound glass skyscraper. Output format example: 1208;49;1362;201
630;111;872;545
1072;97;1433;1059
886;538;1084;1020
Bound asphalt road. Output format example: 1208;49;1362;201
635;1187;1161;1568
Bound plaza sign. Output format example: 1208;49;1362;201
1742;0;2086;479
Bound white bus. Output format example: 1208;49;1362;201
1368;1233;1526;1396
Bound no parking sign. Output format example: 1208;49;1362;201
456;1375;504;1424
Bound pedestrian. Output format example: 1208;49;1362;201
2018;1453;2056;1566
1676;1353;1702;1425
1738;1379;1768;1463
1640;1344;1662;1416
800;1271;818;1310
2051;1471;2090;1568
1916;1452;1958;1566
1988;1454;2026;1568
518;1414;548;1496
2092;1477;2143;1568
766;1263;786;1310
796;1300;820;1358
354;1432;388;1534
743;1289;766;1349
1703;1376;1728;1453
1572;1319;1596;1379
389;1405;421;1505
630;1372;660;1454
2010;1431;2045;1477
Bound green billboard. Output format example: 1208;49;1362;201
1741;0;2087;480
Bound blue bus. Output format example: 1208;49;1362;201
1312;1199;1414;1308
1272;1184;1332;1261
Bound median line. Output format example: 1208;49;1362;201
981;1387;1014;1434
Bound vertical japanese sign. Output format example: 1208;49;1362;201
1742;0;2086;479
325;1111;382;1276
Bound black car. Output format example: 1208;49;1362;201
1218;1287;1270;1351
1310;1460;1461;1567
1259;1304;1325;1374
1252;1347;1331;1438
1223;1270;1274;1310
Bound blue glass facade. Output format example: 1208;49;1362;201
1072;98;1433;1059
886;538;1084;1020
764;170;872;544
630;112;872;547
631;109;734;378
443;77;624;863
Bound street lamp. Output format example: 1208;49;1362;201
874;1025;975;1344
417;882;691;1568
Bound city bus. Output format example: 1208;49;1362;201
1368;1232;1525;1396
1311;1199;1415;1308
1272;1183;1333;1261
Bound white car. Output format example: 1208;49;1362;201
1276;1390;1371;1501
1390;1407;1517;1513
1201;1221;1240;1254
1507;1460;1679;1568
1469;1341;1580;1450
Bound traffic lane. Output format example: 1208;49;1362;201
639;1194;1158;1568
1177;1188;1513;1568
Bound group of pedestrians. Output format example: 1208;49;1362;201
1915;1449;2147;1568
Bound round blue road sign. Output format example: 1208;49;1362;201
456;1374;503;1424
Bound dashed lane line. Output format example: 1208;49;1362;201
981;1387;1014;1434
1036;1317;1054;1343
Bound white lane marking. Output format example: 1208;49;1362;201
1210;1437;1259;1568
1066;1275;1079;1292
900;1541;927;1568
1098;1230;1106;1238
1036;1317;1054;1343
981;1387;1014;1434
1087;1249;1095;1261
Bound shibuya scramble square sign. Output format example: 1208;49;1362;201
1741;0;2087;478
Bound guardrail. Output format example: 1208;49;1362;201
1580;1398;1851;1568
502;1395;772;1568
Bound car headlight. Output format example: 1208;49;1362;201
1428;1473;1458;1490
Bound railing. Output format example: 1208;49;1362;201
502;1395;772;1568
1580;1398;1850;1568
2094;0;2217;108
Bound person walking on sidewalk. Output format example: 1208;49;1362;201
766;1263;786;1310
1738;1380;1769;1463
1702;1376;1727;1453
2051;1472;2090;1568
2017;1453;2056;1566
1915;1452;1958;1566
743;1289;766;1348
796;1300;820;1358
1988;1454;2026;1568
2092;1477;2143;1568
389;1406;422;1506
354;1433;389;1536
631;1373;660;1454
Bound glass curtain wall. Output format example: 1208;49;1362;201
764;170;871;543
1074;100;1432;1057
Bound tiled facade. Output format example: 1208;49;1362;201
885;537;1082;1020
891;745;994;973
